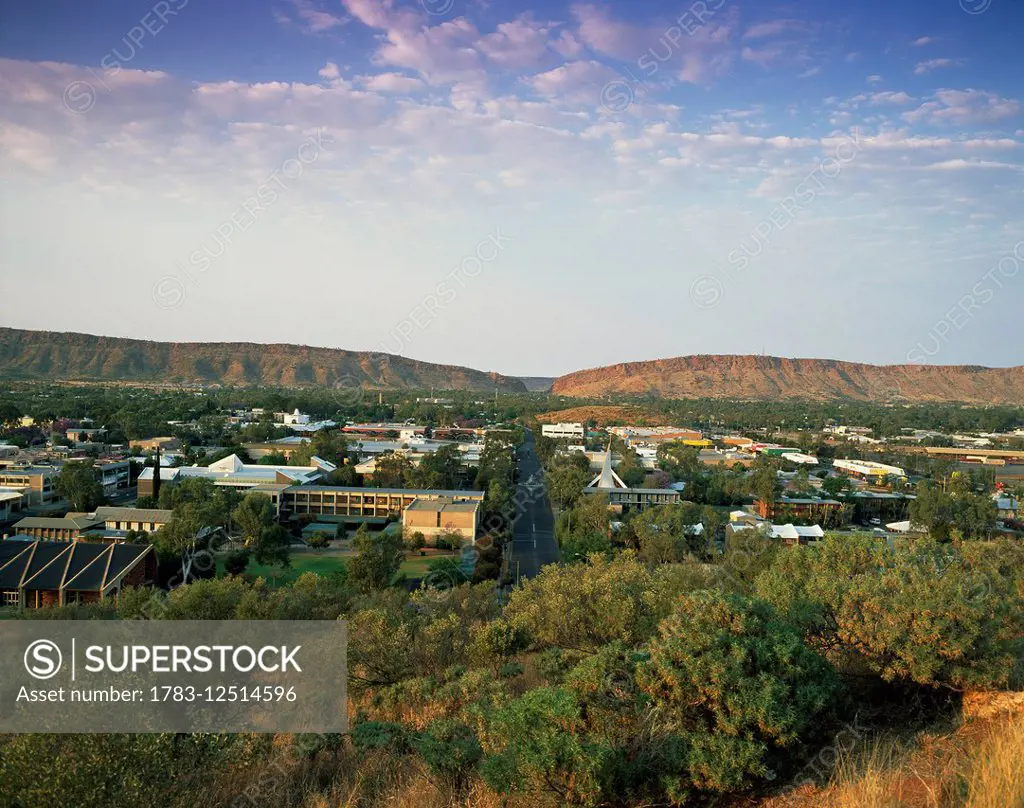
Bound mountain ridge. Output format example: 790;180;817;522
550;354;1024;404
0;328;527;392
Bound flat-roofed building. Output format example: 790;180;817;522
130;436;181;452
755;496;842;521
281;486;484;523
541;423;585;440
0;466;58;506
137;454;334;497
832;459;906;481
0;488;25;521
402;498;480;542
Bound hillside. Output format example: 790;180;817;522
0;328;527;392
517;376;556;392
551;355;1024;405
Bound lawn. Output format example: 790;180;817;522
217;548;461;586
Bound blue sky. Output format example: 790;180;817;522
0;0;1021;376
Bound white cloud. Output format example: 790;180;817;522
903;89;1021;125
911;36;934;47
914;58;962;75
358;72;424;93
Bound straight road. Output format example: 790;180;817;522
507;430;559;583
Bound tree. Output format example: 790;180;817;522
347;525;404;592
54;460;104;511
547;463;591;509
750;456;781;505
305;531;331;549
910;476;997;541
373;451;413;489
232;492;276;547
252;524;291;568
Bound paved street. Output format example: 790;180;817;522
507;430;559;583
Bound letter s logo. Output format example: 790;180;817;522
24;639;63;679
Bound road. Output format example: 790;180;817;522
507;430;559;583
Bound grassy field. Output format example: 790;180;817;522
217;548;460;586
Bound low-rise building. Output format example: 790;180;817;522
0;488;25;521
92;506;173;534
832;459;906;482
0;540;156;609
130;437;181;452
282;486;484;523
137;454;334;497
12;515;104;542
402;498;480;543
541;422;585;440
0;466;58;506
755;496;843;521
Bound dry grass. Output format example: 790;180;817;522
774;705;1024;808
535;405;661;426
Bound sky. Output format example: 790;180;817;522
0;0;1022;377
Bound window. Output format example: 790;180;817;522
2;591;19;607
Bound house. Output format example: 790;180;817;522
402;498;480;543
11;515;103;542
767;523;825;546
0;539;156;609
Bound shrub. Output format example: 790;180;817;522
223;548;250;575
412;718;483;790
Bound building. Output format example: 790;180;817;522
607;426;704;446
282;486;484;524
137;454;335;497
402;498;480;542
768;523;825;546
782;452;819;466
755;496;842;521
994;494;1019;521
541;422;585;441
0;488;25;521
0;466;58;506
0;540;156;609
66;427;107;444
95;459;132;495
832;459;906;482
278;409;311;426
130;436;181;452
583;444;680;512
342;423;427;439
243;436;311;460
92;506;173;534
11;515;104;542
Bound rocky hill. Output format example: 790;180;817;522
551;355;1024;405
0;328;527;392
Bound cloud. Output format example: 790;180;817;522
318;62;341;80
903;89;1022;126
911;36;934;47
572;2;737;85
914;58;962;75
358;71;424;93
743;19;815;40
285;0;347;33
867;74;884;84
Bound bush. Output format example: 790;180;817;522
412;718;483;790
305;531;331;549
350;721;411;755
755;536;1024;690
223;548;250;576
635;591;840;795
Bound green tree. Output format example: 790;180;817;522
54;460;104;511
252;524;291;568
232;492;276;547
347;525;404;592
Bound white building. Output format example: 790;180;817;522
541;422;585;440
832;459;906;481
